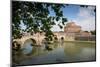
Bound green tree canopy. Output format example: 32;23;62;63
90;30;96;35
12;1;67;40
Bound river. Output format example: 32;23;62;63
13;40;96;66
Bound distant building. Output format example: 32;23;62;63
22;22;94;41
53;22;92;41
54;22;91;36
64;22;81;33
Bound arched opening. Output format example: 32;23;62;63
54;37;58;43
30;38;36;46
61;37;64;41
22;38;36;54
54;37;58;41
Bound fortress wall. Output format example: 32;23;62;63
64;36;75;41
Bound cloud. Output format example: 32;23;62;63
75;6;96;31
51;6;96;32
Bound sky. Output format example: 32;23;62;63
20;4;96;32
50;4;96;32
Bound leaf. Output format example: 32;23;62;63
58;24;63;29
62;18;67;22
56;17;60;21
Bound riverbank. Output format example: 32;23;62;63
64;41;96;44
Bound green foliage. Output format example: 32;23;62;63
84;31;89;33
90;30;96;35
12;1;95;40
12;1;67;39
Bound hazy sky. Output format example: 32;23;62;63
50;4;96;32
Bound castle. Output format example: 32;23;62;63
53;22;92;41
22;22;92;41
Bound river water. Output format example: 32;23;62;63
13;40;96;66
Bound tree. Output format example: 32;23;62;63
84;31;89;33
12;1;67;40
12;1;96;40
91;30;96;35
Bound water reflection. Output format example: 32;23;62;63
22;39;36;54
64;43;81;56
12;41;96;66
63;42;95;62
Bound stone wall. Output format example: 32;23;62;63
75;35;96;41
